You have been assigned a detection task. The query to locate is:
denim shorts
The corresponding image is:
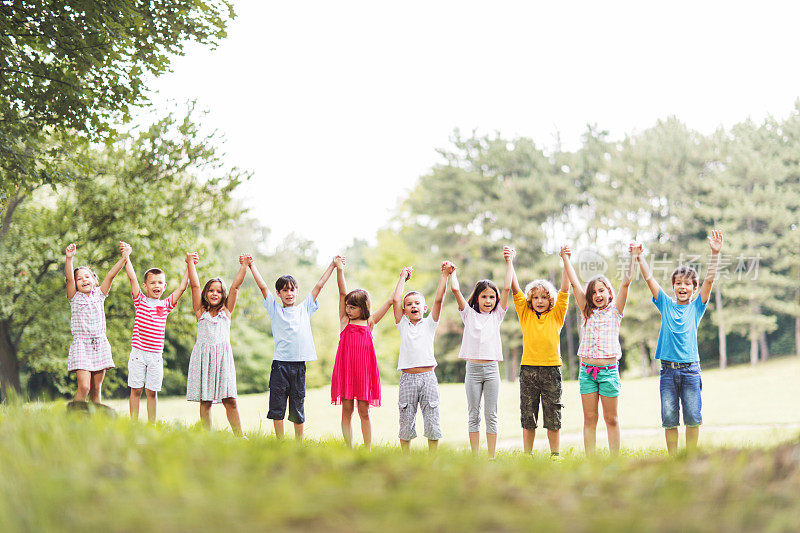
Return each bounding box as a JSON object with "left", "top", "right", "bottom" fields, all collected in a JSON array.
[
  {"left": 579, "top": 363, "right": 620, "bottom": 397},
  {"left": 660, "top": 361, "right": 702, "bottom": 428}
]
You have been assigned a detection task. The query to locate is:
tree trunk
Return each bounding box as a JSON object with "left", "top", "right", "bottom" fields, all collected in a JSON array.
[
  {"left": 0, "top": 319, "right": 22, "bottom": 401},
  {"left": 640, "top": 341, "right": 650, "bottom": 377},
  {"left": 565, "top": 309, "right": 576, "bottom": 380},
  {"left": 512, "top": 348, "right": 520, "bottom": 382},
  {"left": 715, "top": 288, "right": 727, "bottom": 370},
  {"left": 749, "top": 324, "right": 759, "bottom": 365},
  {"left": 759, "top": 331, "right": 769, "bottom": 362},
  {"left": 505, "top": 347, "right": 513, "bottom": 382},
  {"left": 796, "top": 315, "right": 800, "bottom": 357}
]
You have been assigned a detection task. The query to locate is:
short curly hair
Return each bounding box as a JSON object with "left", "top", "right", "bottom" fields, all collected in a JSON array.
[{"left": 524, "top": 279, "right": 557, "bottom": 312}]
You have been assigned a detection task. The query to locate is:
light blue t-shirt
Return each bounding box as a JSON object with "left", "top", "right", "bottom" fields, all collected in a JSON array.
[
  {"left": 263, "top": 292, "right": 320, "bottom": 362},
  {"left": 652, "top": 287, "right": 708, "bottom": 363}
]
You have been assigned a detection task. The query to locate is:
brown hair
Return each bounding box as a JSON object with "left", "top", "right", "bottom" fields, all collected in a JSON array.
[
  {"left": 345, "top": 289, "right": 371, "bottom": 320},
  {"left": 582, "top": 275, "right": 614, "bottom": 321},
  {"left": 467, "top": 280, "right": 500, "bottom": 313},
  {"left": 671, "top": 266, "right": 699, "bottom": 288},
  {"left": 524, "top": 280, "right": 557, "bottom": 312},
  {"left": 73, "top": 266, "right": 99, "bottom": 284},
  {"left": 201, "top": 277, "right": 228, "bottom": 314},
  {"left": 143, "top": 268, "right": 165, "bottom": 282}
]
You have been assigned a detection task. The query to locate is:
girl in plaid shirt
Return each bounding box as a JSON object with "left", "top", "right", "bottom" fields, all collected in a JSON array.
[
  {"left": 562, "top": 244, "right": 638, "bottom": 455},
  {"left": 65, "top": 242, "right": 129, "bottom": 404}
]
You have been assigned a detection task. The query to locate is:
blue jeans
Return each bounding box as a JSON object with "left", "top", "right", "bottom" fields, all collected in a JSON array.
[{"left": 659, "top": 362, "right": 702, "bottom": 428}]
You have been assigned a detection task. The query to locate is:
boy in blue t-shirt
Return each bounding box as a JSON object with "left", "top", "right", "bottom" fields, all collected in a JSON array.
[{"left": 634, "top": 230, "right": 724, "bottom": 455}]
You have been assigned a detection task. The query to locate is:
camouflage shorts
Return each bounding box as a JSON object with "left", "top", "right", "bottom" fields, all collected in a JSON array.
[{"left": 519, "top": 365, "right": 563, "bottom": 431}]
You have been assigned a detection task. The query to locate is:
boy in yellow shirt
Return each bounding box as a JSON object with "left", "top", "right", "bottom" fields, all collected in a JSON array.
[{"left": 509, "top": 245, "right": 570, "bottom": 456}]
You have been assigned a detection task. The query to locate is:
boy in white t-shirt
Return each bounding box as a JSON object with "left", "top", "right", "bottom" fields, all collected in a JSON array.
[{"left": 391, "top": 263, "right": 449, "bottom": 453}]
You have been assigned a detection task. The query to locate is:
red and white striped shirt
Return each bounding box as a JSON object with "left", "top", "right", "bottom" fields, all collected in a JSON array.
[{"left": 131, "top": 291, "right": 176, "bottom": 353}]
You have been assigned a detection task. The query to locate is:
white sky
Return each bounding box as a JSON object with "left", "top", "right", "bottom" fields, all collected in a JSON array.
[{"left": 147, "top": 0, "right": 800, "bottom": 260}]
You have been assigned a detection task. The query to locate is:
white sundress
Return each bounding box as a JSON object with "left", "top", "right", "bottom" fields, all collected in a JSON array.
[
  {"left": 67, "top": 288, "right": 115, "bottom": 372},
  {"left": 186, "top": 310, "right": 238, "bottom": 403}
]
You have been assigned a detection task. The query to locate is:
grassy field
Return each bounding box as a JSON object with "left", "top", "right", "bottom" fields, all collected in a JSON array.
[
  {"left": 1, "top": 403, "right": 798, "bottom": 532},
  {"left": 107, "top": 356, "right": 800, "bottom": 452}
]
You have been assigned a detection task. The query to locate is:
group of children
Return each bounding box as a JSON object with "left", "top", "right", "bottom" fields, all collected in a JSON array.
[{"left": 64, "top": 229, "right": 724, "bottom": 456}]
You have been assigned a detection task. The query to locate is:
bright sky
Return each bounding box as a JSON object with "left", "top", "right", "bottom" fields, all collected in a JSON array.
[{"left": 148, "top": 0, "right": 800, "bottom": 260}]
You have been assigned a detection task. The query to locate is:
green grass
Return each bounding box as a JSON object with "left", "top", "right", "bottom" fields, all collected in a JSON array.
[
  {"left": 0, "top": 405, "right": 798, "bottom": 532},
  {"left": 106, "top": 355, "right": 800, "bottom": 452}
]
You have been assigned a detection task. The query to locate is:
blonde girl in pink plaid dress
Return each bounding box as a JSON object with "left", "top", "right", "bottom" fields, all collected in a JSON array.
[
  {"left": 185, "top": 252, "right": 248, "bottom": 437},
  {"left": 65, "top": 242, "right": 129, "bottom": 404},
  {"left": 561, "top": 244, "right": 639, "bottom": 455}
]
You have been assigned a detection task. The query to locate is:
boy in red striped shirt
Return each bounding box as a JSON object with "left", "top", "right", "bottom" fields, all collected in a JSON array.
[{"left": 121, "top": 242, "right": 189, "bottom": 422}]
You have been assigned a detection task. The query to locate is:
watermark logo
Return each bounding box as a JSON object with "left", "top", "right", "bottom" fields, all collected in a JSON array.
[{"left": 575, "top": 248, "right": 607, "bottom": 281}]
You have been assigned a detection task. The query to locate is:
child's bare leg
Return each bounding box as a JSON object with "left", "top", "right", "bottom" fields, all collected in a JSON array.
[
  {"left": 664, "top": 428, "right": 679, "bottom": 455},
  {"left": 129, "top": 388, "right": 143, "bottom": 419},
  {"left": 522, "top": 429, "right": 535, "bottom": 453},
  {"left": 486, "top": 433, "right": 497, "bottom": 459},
  {"left": 273, "top": 420, "right": 284, "bottom": 439},
  {"left": 547, "top": 429, "right": 560, "bottom": 455},
  {"left": 199, "top": 401, "right": 212, "bottom": 430},
  {"left": 89, "top": 370, "right": 105, "bottom": 403},
  {"left": 428, "top": 439, "right": 438, "bottom": 453},
  {"left": 686, "top": 426, "right": 699, "bottom": 452},
  {"left": 341, "top": 400, "right": 354, "bottom": 447},
  {"left": 74, "top": 370, "right": 91, "bottom": 402},
  {"left": 221, "top": 398, "right": 243, "bottom": 437},
  {"left": 469, "top": 432, "right": 480, "bottom": 455},
  {"left": 581, "top": 392, "right": 599, "bottom": 454},
  {"left": 600, "top": 395, "right": 620, "bottom": 455},
  {"left": 400, "top": 439, "right": 411, "bottom": 453},
  {"left": 293, "top": 422, "right": 303, "bottom": 440},
  {"left": 356, "top": 400, "right": 371, "bottom": 448},
  {"left": 145, "top": 388, "right": 157, "bottom": 423}
]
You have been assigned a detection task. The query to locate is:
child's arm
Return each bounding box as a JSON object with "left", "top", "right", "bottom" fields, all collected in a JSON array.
[
  {"left": 561, "top": 246, "right": 586, "bottom": 310},
  {"left": 225, "top": 257, "right": 249, "bottom": 315},
  {"left": 507, "top": 246, "right": 523, "bottom": 295},
  {"left": 500, "top": 246, "right": 516, "bottom": 310},
  {"left": 169, "top": 268, "right": 190, "bottom": 304},
  {"left": 615, "top": 244, "right": 638, "bottom": 314},
  {"left": 392, "top": 267, "right": 412, "bottom": 324},
  {"left": 431, "top": 263, "right": 449, "bottom": 322},
  {"left": 100, "top": 244, "right": 129, "bottom": 295},
  {"left": 446, "top": 261, "right": 466, "bottom": 311},
  {"left": 334, "top": 256, "right": 348, "bottom": 329},
  {"left": 370, "top": 298, "right": 394, "bottom": 328},
  {"left": 65, "top": 243, "right": 77, "bottom": 298},
  {"left": 246, "top": 256, "right": 269, "bottom": 300},
  {"left": 121, "top": 241, "right": 140, "bottom": 298},
  {"left": 311, "top": 256, "right": 339, "bottom": 301},
  {"left": 634, "top": 244, "right": 661, "bottom": 299},
  {"left": 186, "top": 252, "right": 202, "bottom": 319},
  {"left": 699, "top": 230, "right": 724, "bottom": 304},
  {"left": 558, "top": 246, "right": 570, "bottom": 294}
]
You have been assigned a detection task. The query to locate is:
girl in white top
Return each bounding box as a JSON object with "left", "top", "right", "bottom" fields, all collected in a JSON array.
[{"left": 447, "top": 246, "right": 514, "bottom": 459}]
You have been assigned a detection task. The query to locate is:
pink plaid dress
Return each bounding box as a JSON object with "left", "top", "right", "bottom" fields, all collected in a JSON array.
[
  {"left": 68, "top": 288, "right": 115, "bottom": 372},
  {"left": 577, "top": 305, "right": 623, "bottom": 360}
]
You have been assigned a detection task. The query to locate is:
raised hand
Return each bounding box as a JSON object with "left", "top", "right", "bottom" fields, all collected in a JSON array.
[
  {"left": 503, "top": 246, "right": 516, "bottom": 263},
  {"left": 559, "top": 245, "right": 571, "bottom": 259},
  {"left": 708, "top": 230, "right": 724, "bottom": 254},
  {"left": 629, "top": 242, "right": 643, "bottom": 258},
  {"left": 65, "top": 243, "right": 76, "bottom": 258},
  {"left": 401, "top": 266, "right": 413, "bottom": 281},
  {"left": 120, "top": 241, "right": 132, "bottom": 259},
  {"left": 333, "top": 255, "right": 346, "bottom": 270},
  {"left": 442, "top": 261, "right": 455, "bottom": 274},
  {"left": 186, "top": 252, "right": 199, "bottom": 264}
]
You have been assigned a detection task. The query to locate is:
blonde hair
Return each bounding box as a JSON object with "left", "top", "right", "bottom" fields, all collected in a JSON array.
[{"left": 524, "top": 279, "right": 557, "bottom": 312}]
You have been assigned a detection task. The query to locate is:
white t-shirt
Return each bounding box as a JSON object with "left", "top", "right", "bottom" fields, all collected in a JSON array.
[
  {"left": 458, "top": 305, "right": 507, "bottom": 361},
  {"left": 396, "top": 315, "right": 438, "bottom": 370}
]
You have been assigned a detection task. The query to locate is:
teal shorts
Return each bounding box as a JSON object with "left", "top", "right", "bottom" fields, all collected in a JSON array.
[{"left": 579, "top": 363, "right": 621, "bottom": 397}]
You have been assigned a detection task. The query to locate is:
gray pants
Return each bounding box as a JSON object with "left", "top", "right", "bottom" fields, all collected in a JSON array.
[{"left": 465, "top": 361, "right": 500, "bottom": 434}]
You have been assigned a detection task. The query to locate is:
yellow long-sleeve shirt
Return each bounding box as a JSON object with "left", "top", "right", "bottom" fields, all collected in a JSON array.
[{"left": 513, "top": 291, "right": 569, "bottom": 366}]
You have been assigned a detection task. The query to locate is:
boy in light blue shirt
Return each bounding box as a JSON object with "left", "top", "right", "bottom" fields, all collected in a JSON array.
[
  {"left": 245, "top": 254, "right": 339, "bottom": 440},
  {"left": 634, "top": 230, "right": 724, "bottom": 454}
]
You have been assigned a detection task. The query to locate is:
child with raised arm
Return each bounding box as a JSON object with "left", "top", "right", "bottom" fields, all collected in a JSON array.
[
  {"left": 634, "top": 230, "right": 723, "bottom": 455},
  {"left": 246, "top": 255, "right": 338, "bottom": 440},
  {"left": 121, "top": 242, "right": 189, "bottom": 422},
  {"left": 392, "top": 264, "right": 449, "bottom": 453},
  {"left": 185, "top": 251, "right": 246, "bottom": 436},
  {"left": 509, "top": 246, "right": 570, "bottom": 457},
  {"left": 447, "top": 250, "right": 513, "bottom": 459},
  {"left": 330, "top": 256, "right": 395, "bottom": 448},
  {"left": 65, "top": 242, "right": 128, "bottom": 404},
  {"left": 562, "top": 244, "right": 637, "bottom": 455}
]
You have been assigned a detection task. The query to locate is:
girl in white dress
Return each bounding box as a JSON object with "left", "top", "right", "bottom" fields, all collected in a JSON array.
[{"left": 185, "top": 252, "right": 247, "bottom": 436}]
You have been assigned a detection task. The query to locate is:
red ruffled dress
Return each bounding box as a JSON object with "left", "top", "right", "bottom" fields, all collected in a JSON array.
[{"left": 330, "top": 323, "right": 381, "bottom": 407}]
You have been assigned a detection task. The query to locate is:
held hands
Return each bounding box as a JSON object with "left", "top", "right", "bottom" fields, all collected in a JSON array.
[
  {"left": 442, "top": 260, "right": 455, "bottom": 275},
  {"left": 119, "top": 241, "right": 132, "bottom": 259},
  {"left": 628, "top": 242, "right": 643, "bottom": 258},
  {"left": 503, "top": 246, "right": 516, "bottom": 263},
  {"left": 333, "top": 255, "right": 346, "bottom": 270},
  {"left": 238, "top": 253, "right": 253, "bottom": 266},
  {"left": 65, "top": 243, "right": 76, "bottom": 258},
  {"left": 400, "top": 266, "right": 413, "bottom": 281},
  {"left": 186, "top": 252, "right": 199, "bottom": 265},
  {"left": 559, "top": 245, "right": 571, "bottom": 259},
  {"left": 708, "top": 230, "right": 724, "bottom": 254}
]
